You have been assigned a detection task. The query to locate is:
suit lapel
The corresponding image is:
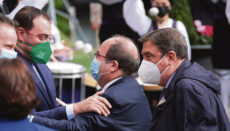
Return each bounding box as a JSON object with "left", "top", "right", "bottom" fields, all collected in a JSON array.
[
  {"left": 17, "top": 52, "right": 53, "bottom": 108},
  {"left": 33, "top": 63, "right": 53, "bottom": 107}
]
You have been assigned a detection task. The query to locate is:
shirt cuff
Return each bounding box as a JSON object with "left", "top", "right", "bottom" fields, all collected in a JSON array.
[
  {"left": 66, "top": 104, "right": 75, "bottom": 120},
  {"left": 28, "top": 115, "right": 34, "bottom": 122}
]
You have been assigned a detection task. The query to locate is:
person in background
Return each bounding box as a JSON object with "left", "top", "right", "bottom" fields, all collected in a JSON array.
[
  {"left": 32, "top": 35, "right": 152, "bottom": 131},
  {"left": 4, "top": 0, "right": 73, "bottom": 61},
  {"left": 212, "top": 0, "right": 230, "bottom": 119},
  {"left": 124, "top": 0, "right": 191, "bottom": 60},
  {"left": 138, "top": 28, "right": 230, "bottom": 130},
  {"left": 90, "top": 0, "right": 140, "bottom": 45},
  {"left": 14, "top": 6, "right": 111, "bottom": 121},
  {"left": 226, "top": 0, "right": 230, "bottom": 24},
  {"left": 189, "top": 0, "right": 214, "bottom": 37},
  {"left": 0, "top": 58, "right": 54, "bottom": 131},
  {"left": 0, "top": 13, "right": 17, "bottom": 59}
]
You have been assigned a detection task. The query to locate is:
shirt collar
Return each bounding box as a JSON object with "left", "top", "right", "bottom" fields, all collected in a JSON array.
[
  {"left": 102, "top": 77, "right": 123, "bottom": 91},
  {"left": 165, "top": 72, "right": 175, "bottom": 88}
]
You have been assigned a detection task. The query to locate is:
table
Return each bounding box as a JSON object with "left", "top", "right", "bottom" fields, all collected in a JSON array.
[{"left": 47, "top": 62, "right": 86, "bottom": 103}]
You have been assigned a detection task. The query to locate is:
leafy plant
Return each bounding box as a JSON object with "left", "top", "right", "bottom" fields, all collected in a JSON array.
[{"left": 170, "top": 0, "right": 212, "bottom": 45}]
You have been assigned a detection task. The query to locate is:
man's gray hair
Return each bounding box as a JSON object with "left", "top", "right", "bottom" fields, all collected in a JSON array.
[{"left": 139, "top": 28, "right": 188, "bottom": 59}]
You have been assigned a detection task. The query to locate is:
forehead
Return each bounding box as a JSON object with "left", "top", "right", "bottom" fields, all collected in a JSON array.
[
  {"left": 30, "top": 16, "right": 51, "bottom": 34},
  {"left": 0, "top": 23, "right": 16, "bottom": 35},
  {"left": 142, "top": 40, "right": 162, "bottom": 56},
  {"left": 0, "top": 24, "right": 17, "bottom": 42},
  {"left": 153, "top": 0, "right": 170, "bottom": 4},
  {"left": 98, "top": 40, "right": 112, "bottom": 55}
]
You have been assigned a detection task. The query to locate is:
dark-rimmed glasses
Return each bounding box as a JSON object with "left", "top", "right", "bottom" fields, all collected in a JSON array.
[
  {"left": 94, "top": 52, "right": 107, "bottom": 59},
  {"left": 23, "top": 28, "right": 53, "bottom": 42}
]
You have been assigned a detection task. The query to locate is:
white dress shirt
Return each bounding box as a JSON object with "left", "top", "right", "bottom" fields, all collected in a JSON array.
[{"left": 226, "top": 0, "right": 230, "bottom": 24}]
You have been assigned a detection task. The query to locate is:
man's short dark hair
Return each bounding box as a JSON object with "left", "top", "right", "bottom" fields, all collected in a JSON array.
[
  {"left": 106, "top": 35, "right": 140, "bottom": 76},
  {"left": 139, "top": 28, "right": 188, "bottom": 59},
  {"left": 0, "top": 13, "right": 18, "bottom": 29},
  {"left": 13, "top": 6, "right": 50, "bottom": 30}
]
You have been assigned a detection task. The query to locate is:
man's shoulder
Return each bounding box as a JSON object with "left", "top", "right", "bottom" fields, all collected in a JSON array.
[
  {"left": 32, "top": 122, "right": 56, "bottom": 131},
  {"left": 108, "top": 77, "right": 140, "bottom": 91},
  {"left": 114, "top": 77, "right": 138, "bottom": 85},
  {"left": 103, "top": 77, "right": 146, "bottom": 106},
  {"left": 0, "top": 118, "right": 55, "bottom": 131}
]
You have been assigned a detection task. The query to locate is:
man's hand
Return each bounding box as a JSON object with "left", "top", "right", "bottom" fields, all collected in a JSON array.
[{"left": 73, "top": 90, "right": 112, "bottom": 117}]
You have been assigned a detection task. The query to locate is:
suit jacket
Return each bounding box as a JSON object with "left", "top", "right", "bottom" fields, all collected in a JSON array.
[
  {"left": 17, "top": 51, "right": 67, "bottom": 120},
  {"left": 33, "top": 77, "right": 152, "bottom": 131},
  {"left": 0, "top": 118, "right": 55, "bottom": 131}
]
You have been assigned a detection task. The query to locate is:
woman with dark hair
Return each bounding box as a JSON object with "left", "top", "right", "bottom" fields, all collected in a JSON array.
[{"left": 0, "top": 58, "right": 54, "bottom": 131}]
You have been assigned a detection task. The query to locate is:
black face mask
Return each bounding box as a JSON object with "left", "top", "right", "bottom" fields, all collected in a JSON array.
[{"left": 157, "top": 6, "right": 169, "bottom": 18}]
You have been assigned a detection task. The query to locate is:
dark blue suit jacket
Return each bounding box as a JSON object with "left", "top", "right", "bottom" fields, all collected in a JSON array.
[
  {"left": 33, "top": 77, "right": 152, "bottom": 131},
  {"left": 17, "top": 51, "right": 67, "bottom": 120},
  {"left": 0, "top": 118, "right": 55, "bottom": 131}
]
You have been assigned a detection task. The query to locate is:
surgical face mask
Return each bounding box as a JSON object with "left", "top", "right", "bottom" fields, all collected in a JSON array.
[
  {"left": 90, "top": 57, "right": 110, "bottom": 81},
  {"left": 0, "top": 48, "right": 17, "bottom": 59},
  {"left": 17, "top": 41, "right": 52, "bottom": 64},
  {"left": 157, "top": 6, "right": 169, "bottom": 18},
  {"left": 138, "top": 55, "right": 169, "bottom": 85}
]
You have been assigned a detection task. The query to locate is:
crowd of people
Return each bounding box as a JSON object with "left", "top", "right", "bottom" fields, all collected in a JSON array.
[{"left": 0, "top": 0, "right": 230, "bottom": 131}]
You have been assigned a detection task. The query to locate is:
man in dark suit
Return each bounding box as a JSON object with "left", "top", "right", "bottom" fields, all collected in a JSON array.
[
  {"left": 14, "top": 6, "right": 111, "bottom": 120},
  {"left": 32, "top": 35, "right": 152, "bottom": 131}
]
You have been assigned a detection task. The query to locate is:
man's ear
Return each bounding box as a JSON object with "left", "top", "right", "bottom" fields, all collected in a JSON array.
[
  {"left": 167, "top": 51, "right": 176, "bottom": 66},
  {"left": 16, "top": 27, "right": 25, "bottom": 42},
  {"left": 110, "top": 60, "right": 119, "bottom": 72}
]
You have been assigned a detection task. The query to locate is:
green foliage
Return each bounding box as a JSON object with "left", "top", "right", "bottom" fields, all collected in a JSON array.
[
  {"left": 54, "top": 0, "right": 66, "bottom": 11},
  {"left": 57, "top": 15, "right": 70, "bottom": 36},
  {"left": 72, "top": 50, "right": 92, "bottom": 73},
  {"left": 170, "top": 0, "right": 212, "bottom": 45},
  {"left": 54, "top": 1, "right": 92, "bottom": 73},
  {"left": 54, "top": 0, "right": 71, "bottom": 37},
  {"left": 59, "top": 29, "right": 72, "bottom": 46}
]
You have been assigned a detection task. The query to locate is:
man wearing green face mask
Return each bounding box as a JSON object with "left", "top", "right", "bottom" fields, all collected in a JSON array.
[{"left": 13, "top": 6, "right": 112, "bottom": 122}]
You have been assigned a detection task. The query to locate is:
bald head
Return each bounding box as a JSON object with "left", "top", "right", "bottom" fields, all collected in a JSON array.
[
  {"left": 102, "top": 35, "right": 140, "bottom": 76},
  {"left": 104, "top": 35, "right": 139, "bottom": 59}
]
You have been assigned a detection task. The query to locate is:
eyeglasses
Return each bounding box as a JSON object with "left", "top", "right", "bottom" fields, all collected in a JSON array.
[
  {"left": 94, "top": 52, "right": 107, "bottom": 59},
  {"left": 23, "top": 28, "right": 53, "bottom": 42}
]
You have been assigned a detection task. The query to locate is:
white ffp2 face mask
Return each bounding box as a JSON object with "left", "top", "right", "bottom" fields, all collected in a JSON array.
[{"left": 138, "top": 56, "right": 168, "bottom": 85}]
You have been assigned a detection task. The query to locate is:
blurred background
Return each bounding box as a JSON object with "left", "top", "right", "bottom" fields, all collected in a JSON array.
[{"left": 54, "top": 0, "right": 214, "bottom": 72}]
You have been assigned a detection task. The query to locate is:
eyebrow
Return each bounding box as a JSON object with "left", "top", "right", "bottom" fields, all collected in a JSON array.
[
  {"left": 143, "top": 52, "right": 155, "bottom": 57},
  {"left": 2, "top": 41, "right": 16, "bottom": 45},
  {"left": 37, "top": 34, "right": 50, "bottom": 37}
]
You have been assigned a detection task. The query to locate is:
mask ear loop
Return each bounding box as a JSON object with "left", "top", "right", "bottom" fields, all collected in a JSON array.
[
  {"left": 99, "top": 60, "right": 114, "bottom": 75},
  {"left": 160, "top": 66, "right": 169, "bottom": 76},
  {"left": 156, "top": 55, "right": 169, "bottom": 76},
  {"left": 156, "top": 55, "right": 166, "bottom": 65},
  {"left": 16, "top": 40, "right": 31, "bottom": 56}
]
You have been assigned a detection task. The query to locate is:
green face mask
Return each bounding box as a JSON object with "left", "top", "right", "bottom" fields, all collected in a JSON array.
[{"left": 17, "top": 41, "right": 52, "bottom": 64}]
